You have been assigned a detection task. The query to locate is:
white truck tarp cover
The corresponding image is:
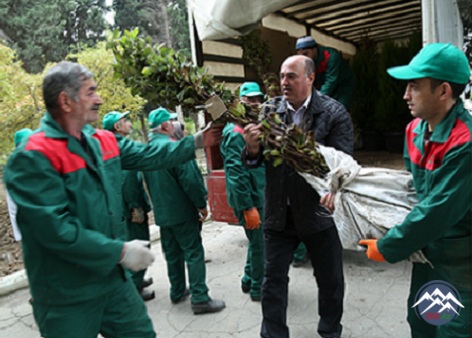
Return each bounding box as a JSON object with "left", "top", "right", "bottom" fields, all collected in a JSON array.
[
  {"left": 189, "top": 0, "right": 298, "bottom": 40},
  {"left": 189, "top": 0, "right": 462, "bottom": 48}
]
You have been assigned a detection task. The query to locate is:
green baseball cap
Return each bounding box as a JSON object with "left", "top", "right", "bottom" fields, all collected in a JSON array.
[
  {"left": 148, "top": 107, "right": 178, "bottom": 128},
  {"left": 240, "top": 82, "right": 264, "bottom": 98},
  {"left": 102, "top": 111, "right": 130, "bottom": 131},
  {"left": 14, "top": 128, "right": 33, "bottom": 147},
  {"left": 387, "top": 43, "right": 470, "bottom": 85}
]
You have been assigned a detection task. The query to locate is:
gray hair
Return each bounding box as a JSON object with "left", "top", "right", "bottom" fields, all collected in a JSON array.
[
  {"left": 42, "top": 61, "right": 94, "bottom": 113},
  {"left": 305, "top": 58, "right": 315, "bottom": 77}
]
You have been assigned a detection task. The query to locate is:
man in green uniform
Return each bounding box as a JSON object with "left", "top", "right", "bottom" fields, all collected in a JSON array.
[
  {"left": 4, "top": 61, "right": 210, "bottom": 338},
  {"left": 296, "top": 36, "right": 354, "bottom": 110},
  {"left": 144, "top": 107, "right": 225, "bottom": 315},
  {"left": 359, "top": 43, "right": 471, "bottom": 337},
  {"left": 220, "top": 82, "right": 265, "bottom": 301},
  {"left": 102, "top": 111, "right": 155, "bottom": 301}
]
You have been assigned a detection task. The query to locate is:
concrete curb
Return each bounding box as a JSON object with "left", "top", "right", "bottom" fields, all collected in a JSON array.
[{"left": 0, "top": 269, "right": 28, "bottom": 296}]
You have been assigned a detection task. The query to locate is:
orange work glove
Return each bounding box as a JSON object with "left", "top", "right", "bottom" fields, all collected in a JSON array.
[
  {"left": 243, "top": 208, "right": 261, "bottom": 230},
  {"left": 358, "top": 239, "right": 385, "bottom": 262}
]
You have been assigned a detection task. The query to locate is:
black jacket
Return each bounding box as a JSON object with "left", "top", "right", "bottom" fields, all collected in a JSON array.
[{"left": 243, "top": 88, "right": 354, "bottom": 234}]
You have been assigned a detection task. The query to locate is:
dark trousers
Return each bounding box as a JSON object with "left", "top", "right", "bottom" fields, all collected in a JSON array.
[{"left": 260, "top": 214, "right": 344, "bottom": 338}]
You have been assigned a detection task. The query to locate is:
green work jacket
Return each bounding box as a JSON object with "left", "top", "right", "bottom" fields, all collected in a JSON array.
[
  {"left": 144, "top": 133, "right": 207, "bottom": 227},
  {"left": 220, "top": 123, "right": 265, "bottom": 213},
  {"left": 378, "top": 101, "right": 472, "bottom": 266},
  {"left": 115, "top": 134, "right": 151, "bottom": 221},
  {"left": 4, "top": 112, "right": 196, "bottom": 305},
  {"left": 315, "top": 46, "right": 354, "bottom": 108}
]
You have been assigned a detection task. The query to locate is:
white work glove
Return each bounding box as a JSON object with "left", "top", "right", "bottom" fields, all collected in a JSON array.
[{"left": 119, "top": 240, "right": 155, "bottom": 272}]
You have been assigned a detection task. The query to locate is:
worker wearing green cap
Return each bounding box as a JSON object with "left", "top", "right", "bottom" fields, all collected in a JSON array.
[
  {"left": 220, "top": 83, "right": 265, "bottom": 301},
  {"left": 358, "top": 43, "right": 471, "bottom": 337},
  {"left": 102, "top": 110, "right": 155, "bottom": 301},
  {"left": 143, "top": 107, "right": 226, "bottom": 315}
]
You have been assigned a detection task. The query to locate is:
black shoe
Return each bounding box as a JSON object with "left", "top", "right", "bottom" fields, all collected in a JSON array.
[
  {"left": 191, "top": 299, "right": 226, "bottom": 315},
  {"left": 171, "top": 288, "right": 190, "bottom": 304},
  {"left": 241, "top": 283, "right": 251, "bottom": 294},
  {"left": 142, "top": 277, "right": 153, "bottom": 288},
  {"left": 141, "top": 289, "right": 155, "bottom": 302}
]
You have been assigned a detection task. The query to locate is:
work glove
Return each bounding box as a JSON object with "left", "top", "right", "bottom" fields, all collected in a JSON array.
[
  {"left": 244, "top": 208, "right": 261, "bottom": 230},
  {"left": 119, "top": 240, "right": 155, "bottom": 272},
  {"left": 132, "top": 207, "right": 145, "bottom": 223},
  {"left": 358, "top": 239, "right": 385, "bottom": 262},
  {"left": 198, "top": 207, "right": 208, "bottom": 222}
]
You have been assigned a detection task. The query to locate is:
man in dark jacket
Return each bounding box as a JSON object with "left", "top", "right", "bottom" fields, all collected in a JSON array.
[
  {"left": 243, "top": 55, "right": 354, "bottom": 338},
  {"left": 102, "top": 110, "right": 155, "bottom": 301},
  {"left": 296, "top": 36, "right": 354, "bottom": 110}
]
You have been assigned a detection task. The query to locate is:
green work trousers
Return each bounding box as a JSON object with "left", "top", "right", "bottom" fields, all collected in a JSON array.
[
  {"left": 236, "top": 207, "right": 264, "bottom": 298},
  {"left": 160, "top": 219, "right": 211, "bottom": 304},
  {"left": 32, "top": 278, "right": 155, "bottom": 338},
  {"left": 407, "top": 240, "right": 471, "bottom": 338},
  {"left": 127, "top": 215, "right": 150, "bottom": 290}
]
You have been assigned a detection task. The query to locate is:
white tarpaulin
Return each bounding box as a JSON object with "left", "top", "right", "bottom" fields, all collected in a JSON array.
[
  {"left": 299, "top": 145, "right": 430, "bottom": 265},
  {"left": 188, "top": 0, "right": 298, "bottom": 40}
]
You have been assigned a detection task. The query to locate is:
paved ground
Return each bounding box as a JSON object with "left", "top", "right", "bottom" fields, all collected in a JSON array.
[{"left": 0, "top": 220, "right": 413, "bottom": 338}]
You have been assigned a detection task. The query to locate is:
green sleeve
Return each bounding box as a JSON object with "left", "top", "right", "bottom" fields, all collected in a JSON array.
[
  {"left": 221, "top": 130, "right": 255, "bottom": 210},
  {"left": 119, "top": 135, "right": 195, "bottom": 171},
  {"left": 378, "top": 143, "right": 472, "bottom": 262},
  {"left": 320, "top": 49, "right": 341, "bottom": 97},
  {"left": 175, "top": 160, "right": 208, "bottom": 209},
  {"left": 5, "top": 151, "right": 123, "bottom": 275}
]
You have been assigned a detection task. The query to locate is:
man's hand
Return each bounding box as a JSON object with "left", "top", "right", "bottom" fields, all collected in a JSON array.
[
  {"left": 243, "top": 123, "right": 262, "bottom": 157},
  {"left": 244, "top": 207, "right": 261, "bottom": 230},
  {"left": 320, "top": 192, "right": 335, "bottom": 212},
  {"left": 132, "top": 207, "right": 145, "bottom": 223},
  {"left": 358, "top": 239, "right": 385, "bottom": 262},
  {"left": 119, "top": 240, "right": 155, "bottom": 272},
  {"left": 198, "top": 207, "right": 208, "bottom": 222}
]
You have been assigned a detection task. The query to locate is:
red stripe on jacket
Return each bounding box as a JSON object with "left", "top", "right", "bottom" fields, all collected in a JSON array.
[
  {"left": 233, "top": 125, "right": 244, "bottom": 134},
  {"left": 316, "top": 50, "right": 330, "bottom": 74},
  {"left": 92, "top": 130, "right": 120, "bottom": 161},
  {"left": 407, "top": 118, "right": 471, "bottom": 171},
  {"left": 25, "top": 132, "right": 87, "bottom": 174},
  {"left": 25, "top": 130, "right": 120, "bottom": 174}
]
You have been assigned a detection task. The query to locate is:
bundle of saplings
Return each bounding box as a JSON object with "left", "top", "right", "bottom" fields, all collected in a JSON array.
[{"left": 106, "top": 29, "right": 329, "bottom": 178}]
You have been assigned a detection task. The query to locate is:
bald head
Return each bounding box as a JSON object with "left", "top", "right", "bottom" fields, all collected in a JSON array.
[
  {"left": 280, "top": 55, "right": 315, "bottom": 109},
  {"left": 283, "top": 55, "right": 315, "bottom": 77}
]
